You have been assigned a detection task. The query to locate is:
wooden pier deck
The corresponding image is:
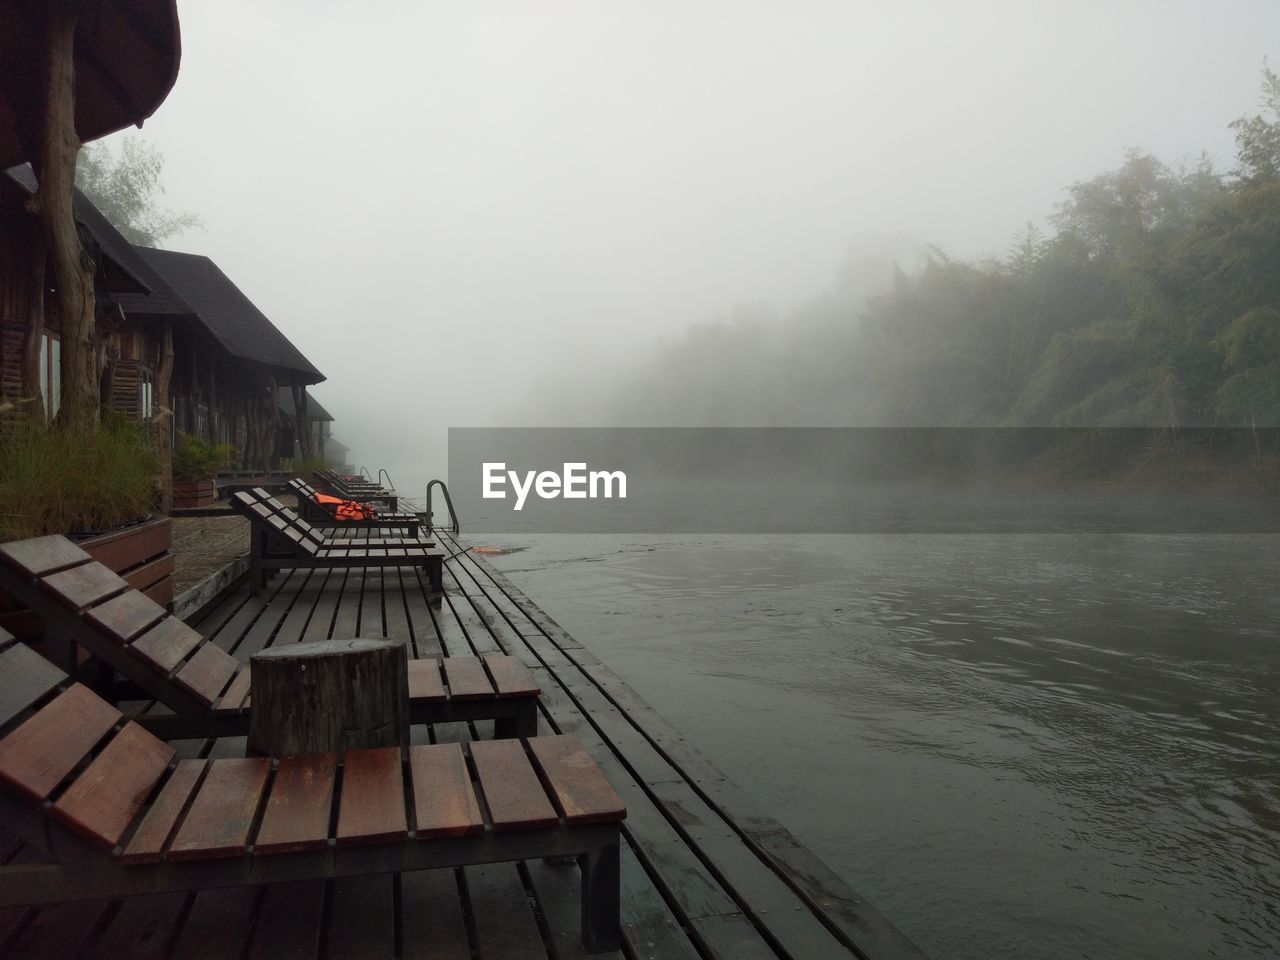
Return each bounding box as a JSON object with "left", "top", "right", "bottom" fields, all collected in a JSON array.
[{"left": 0, "top": 531, "right": 927, "bottom": 960}]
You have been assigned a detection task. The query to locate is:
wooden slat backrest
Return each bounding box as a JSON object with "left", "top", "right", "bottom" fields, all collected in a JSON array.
[
  {"left": 335, "top": 747, "right": 407, "bottom": 845},
  {"left": 442, "top": 658, "right": 495, "bottom": 700},
  {"left": 167, "top": 757, "right": 271, "bottom": 860},
  {"left": 470, "top": 739, "right": 557, "bottom": 831},
  {"left": 483, "top": 655, "right": 541, "bottom": 698},
  {"left": 85, "top": 589, "right": 167, "bottom": 643},
  {"left": 131, "top": 616, "right": 205, "bottom": 673},
  {"left": 527, "top": 736, "right": 626, "bottom": 825},
  {"left": 215, "top": 667, "right": 252, "bottom": 712},
  {"left": 409, "top": 743, "right": 484, "bottom": 838},
  {"left": 173, "top": 644, "right": 239, "bottom": 705},
  {"left": 0, "top": 684, "right": 121, "bottom": 801},
  {"left": 41, "top": 562, "right": 128, "bottom": 611},
  {"left": 121, "top": 759, "right": 205, "bottom": 863},
  {"left": 0, "top": 535, "right": 93, "bottom": 577},
  {"left": 0, "top": 639, "right": 68, "bottom": 730},
  {"left": 255, "top": 753, "right": 337, "bottom": 854},
  {"left": 51, "top": 722, "right": 176, "bottom": 849},
  {"left": 406, "top": 659, "right": 446, "bottom": 701}
]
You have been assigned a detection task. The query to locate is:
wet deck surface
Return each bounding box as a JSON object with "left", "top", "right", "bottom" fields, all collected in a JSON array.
[{"left": 0, "top": 530, "right": 924, "bottom": 960}]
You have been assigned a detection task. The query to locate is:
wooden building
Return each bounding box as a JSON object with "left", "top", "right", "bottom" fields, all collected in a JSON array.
[
  {"left": 0, "top": 165, "right": 176, "bottom": 422},
  {"left": 118, "top": 247, "right": 327, "bottom": 471},
  {"left": 2, "top": 166, "right": 329, "bottom": 474}
]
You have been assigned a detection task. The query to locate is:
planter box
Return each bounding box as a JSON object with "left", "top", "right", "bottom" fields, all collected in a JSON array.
[
  {"left": 83, "top": 516, "right": 174, "bottom": 607},
  {"left": 173, "top": 478, "right": 218, "bottom": 508},
  {"left": 0, "top": 516, "right": 174, "bottom": 642}
]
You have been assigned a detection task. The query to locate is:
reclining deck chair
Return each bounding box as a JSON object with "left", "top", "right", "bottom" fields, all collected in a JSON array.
[
  {"left": 314, "top": 469, "right": 398, "bottom": 509},
  {"left": 0, "top": 535, "right": 539, "bottom": 739},
  {"left": 0, "top": 625, "right": 624, "bottom": 952},
  {"left": 229, "top": 489, "right": 444, "bottom": 595},
  {"left": 288, "top": 477, "right": 421, "bottom": 532}
]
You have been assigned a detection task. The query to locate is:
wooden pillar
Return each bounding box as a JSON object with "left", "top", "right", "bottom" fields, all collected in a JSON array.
[
  {"left": 155, "top": 320, "right": 174, "bottom": 513},
  {"left": 247, "top": 638, "right": 409, "bottom": 757},
  {"left": 29, "top": 0, "right": 98, "bottom": 434}
]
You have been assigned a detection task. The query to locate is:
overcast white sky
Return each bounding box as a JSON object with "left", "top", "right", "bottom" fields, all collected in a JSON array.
[{"left": 104, "top": 0, "right": 1280, "bottom": 494}]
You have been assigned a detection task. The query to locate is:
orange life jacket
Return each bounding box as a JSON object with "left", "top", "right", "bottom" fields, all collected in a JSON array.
[{"left": 313, "top": 492, "right": 376, "bottom": 521}]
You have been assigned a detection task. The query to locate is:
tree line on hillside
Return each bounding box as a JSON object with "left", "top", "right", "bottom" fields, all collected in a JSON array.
[{"left": 609, "top": 67, "right": 1280, "bottom": 429}]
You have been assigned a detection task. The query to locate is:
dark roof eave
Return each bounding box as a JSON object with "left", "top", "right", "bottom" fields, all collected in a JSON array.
[{"left": 0, "top": 0, "right": 182, "bottom": 168}]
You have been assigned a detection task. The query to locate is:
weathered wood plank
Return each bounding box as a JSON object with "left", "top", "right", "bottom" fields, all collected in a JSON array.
[
  {"left": 465, "top": 862, "right": 547, "bottom": 960},
  {"left": 408, "top": 743, "right": 484, "bottom": 838},
  {"left": 406, "top": 658, "right": 446, "bottom": 701},
  {"left": 52, "top": 722, "right": 175, "bottom": 849},
  {"left": 528, "top": 735, "right": 626, "bottom": 825},
  {"left": 168, "top": 887, "right": 258, "bottom": 960},
  {"left": 84, "top": 589, "right": 167, "bottom": 643},
  {"left": 215, "top": 667, "right": 252, "bottom": 712},
  {"left": 524, "top": 857, "right": 627, "bottom": 960},
  {"left": 246, "top": 880, "right": 325, "bottom": 960},
  {"left": 0, "top": 535, "right": 91, "bottom": 577},
  {"left": 41, "top": 563, "right": 128, "bottom": 611},
  {"left": 122, "top": 758, "right": 206, "bottom": 863},
  {"left": 336, "top": 746, "right": 407, "bottom": 845},
  {"left": 131, "top": 617, "right": 204, "bottom": 674},
  {"left": 0, "top": 641, "right": 66, "bottom": 730},
  {"left": 255, "top": 752, "right": 336, "bottom": 854},
  {"left": 484, "top": 654, "right": 541, "bottom": 698},
  {"left": 168, "top": 757, "right": 271, "bottom": 860},
  {"left": 0, "top": 684, "right": 120, "bottom": 802},
  {"left": 470, "top": 739, "right": 557, "bottom": 831},
  {"left": 400, "top": 868, "right": 471, "bottom": 960},
  {"left": 326, "top": 874, "right": 395, "bottom": 960},
  {"left": 5, "top": 899, "right": 111, "bottom": 959},
  {"left": 442, "top": 656, "right": 494, "bottom": 700},
  {"left": 82, "top": 891, "right": 188, "bottom": 960},
  {"left": 174, "top": 643, "right": 239, "bottom": 706}
]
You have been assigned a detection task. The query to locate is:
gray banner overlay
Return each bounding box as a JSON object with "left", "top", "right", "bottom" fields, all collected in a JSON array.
[{"left": 446, "top": 428, "right": 1280, "bottom": 534}]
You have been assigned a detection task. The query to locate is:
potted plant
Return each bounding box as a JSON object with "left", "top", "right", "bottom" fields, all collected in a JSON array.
[
  {"left": 172, "top": 432, "right": 234, "bottom": 508},
  {"left": 0, "top": 413, "right": 174, "bottom": 633}
]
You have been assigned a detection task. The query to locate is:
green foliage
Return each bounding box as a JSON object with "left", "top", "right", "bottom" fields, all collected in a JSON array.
[
  {"left": 172, "top": 433, "right": 234, "bottom": 480},
  {"left": 0, "top": 414, "right": 160, "bottom": 539},
  {"left": 76, "top": 136, "right": 203, "bottom": 246},
  {"left": 609, "top": 63, "right": 1280, "bottom": 430},
  {"left": 1230, "top": 63, "right": 1280, "bottom": 186}
]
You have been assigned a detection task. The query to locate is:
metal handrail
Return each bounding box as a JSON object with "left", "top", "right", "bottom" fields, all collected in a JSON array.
[
  {"left": 378, "top": 468, "right": 395, "bottom": 491},
  {"left": 359, "top": 466, "right": 372, "bottom": 480},
  {"left": 426, "top": 479, "right": 460, "bottom": 534}
]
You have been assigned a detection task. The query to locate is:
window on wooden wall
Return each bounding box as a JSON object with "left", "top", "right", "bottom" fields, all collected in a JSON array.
[
  {"left": 138, "top": 368, "right": 153, "bottom": 421},
  {"left": 38, "top": 334, "right": 60, "bottom": 421}
]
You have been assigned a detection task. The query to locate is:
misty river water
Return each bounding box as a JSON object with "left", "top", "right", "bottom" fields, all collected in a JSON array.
[{"left": 485, "top": 534, "right": 1280, "bottom": 960}]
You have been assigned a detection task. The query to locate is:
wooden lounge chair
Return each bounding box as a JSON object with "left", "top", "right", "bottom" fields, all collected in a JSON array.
[
  {"left": 229, "top": 488, "right": 444, "bottom": 595},
  {"left": 288, "top": 477, "right": 421, "bottom": 532},
  {"left": 0, "top": 535, "right": 539, "bottom": 739},
  {"left": 0, "top": 625, "right": 625, "bottom": 952},
  {"left": 314, "top": 468, "right": 398, "bottom": 508}
]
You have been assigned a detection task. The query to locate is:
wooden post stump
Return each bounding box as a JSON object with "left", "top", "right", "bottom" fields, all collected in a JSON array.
[{"left": 248, "top": 638, "right": 409, "bottom": 757}]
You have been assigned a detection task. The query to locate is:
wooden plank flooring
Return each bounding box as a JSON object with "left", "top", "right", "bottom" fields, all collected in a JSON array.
[{"left": 0, "top": 531, "right": 928, "bottom": 960}]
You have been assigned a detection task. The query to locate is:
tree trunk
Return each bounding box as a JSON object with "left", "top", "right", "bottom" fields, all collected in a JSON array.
[
  {"left": 247, "top": 638, "right": 409, "bottom": 757},
  {"left": 28, "top": 1, "right": 98, "bottom": 435},
  {"left": 155, "top": 320, "right": 175, "bottom": 513}
]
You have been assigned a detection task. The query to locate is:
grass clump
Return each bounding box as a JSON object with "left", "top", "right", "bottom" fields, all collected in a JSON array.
[
  {"left": 0, "top": 413, "right": 161, "bottom": 540},
  {"left": 172, "top": 432, "right": 234, "bottom": 480}
]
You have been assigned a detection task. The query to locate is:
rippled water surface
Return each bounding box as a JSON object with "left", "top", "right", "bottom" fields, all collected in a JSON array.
[{"left": 488, "top": 535, "right": 1280, "bottom": 960}]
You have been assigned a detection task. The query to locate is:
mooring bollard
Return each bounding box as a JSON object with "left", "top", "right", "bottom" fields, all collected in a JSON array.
[{"left": 247, "top": 637, "right": 409, "bottom": 756}]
